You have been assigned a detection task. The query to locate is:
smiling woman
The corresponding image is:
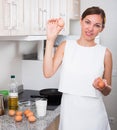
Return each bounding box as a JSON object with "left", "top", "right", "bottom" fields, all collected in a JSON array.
[{"left": 43, "top": 6, "right": 112, "bottom": 130}]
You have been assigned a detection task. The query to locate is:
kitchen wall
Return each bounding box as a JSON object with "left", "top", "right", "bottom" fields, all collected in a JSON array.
[
  {"left": 0, "top": 42, "right": 22, "bottom": 89},
  {"left": 0, "top": 0, "right": 117, "bottom": 129}
]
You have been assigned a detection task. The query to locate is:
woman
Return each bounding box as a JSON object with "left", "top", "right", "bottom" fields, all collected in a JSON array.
[{"left": 43, "top": 6, "right": 113, "bottom": 130}]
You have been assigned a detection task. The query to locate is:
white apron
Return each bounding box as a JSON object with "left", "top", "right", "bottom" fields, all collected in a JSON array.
[
  {"left": 58, "top": 40, "right": 111, "bottom": 130},
  {"left": 59, "top": 94, "right": 110, "bottom": 130}
]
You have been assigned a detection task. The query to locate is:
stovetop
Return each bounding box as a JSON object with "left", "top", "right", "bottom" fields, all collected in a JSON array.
[{"left": 18, "top": 89, "right": 59, "bottom": 110}]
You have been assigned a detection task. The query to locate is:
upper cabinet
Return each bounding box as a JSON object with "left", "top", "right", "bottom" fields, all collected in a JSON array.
[
  {"left": 0, "top": 0, "right": 30, "bottom": 36},
  {"left": 30, "top": 0, "right": 69, "bottom": 35},
  {"left": 30, "top": 0, "right": 51, "bottom": 35},
  {"left": 50, "top": 0, "right": 70, "bottom": 35},
  {"left": 0, "top": 0, "right": 80, "bottom": 36},
  {"left": 69, "top": 0, "right": 80, "bottom": 20}
]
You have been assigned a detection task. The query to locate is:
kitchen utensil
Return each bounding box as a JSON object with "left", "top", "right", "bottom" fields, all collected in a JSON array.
[{"left": 39, "top": 88, "right": 62, "bottom": 105}]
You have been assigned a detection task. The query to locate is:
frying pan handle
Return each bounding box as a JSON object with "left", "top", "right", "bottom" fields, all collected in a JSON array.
[{"left": 30, "top": 95, "right": 48, "bottom": 98}]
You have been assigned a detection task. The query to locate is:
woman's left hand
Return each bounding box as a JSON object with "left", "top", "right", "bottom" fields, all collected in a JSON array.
[{"left": 93, "top": 77, "right": 108, "bottom": 91}]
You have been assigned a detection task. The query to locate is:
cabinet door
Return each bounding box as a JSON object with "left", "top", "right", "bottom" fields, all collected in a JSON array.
[
  {"left": 50, "top": 0, "right": 70, "bottom": 35},
  {"left": 11, "top": 0, "right": 30, "bottom": 35},
  {"left": 50, "top": 0, "right": 59, "bottom": 18},
  {"left": 0, "top": 0, "right": 11, "bottom": 36},
  {"left": 0, "top": 0, "right": 30, "bottom": 36},
  {"left": 59, "top": 0, "right": 69, "bottom": 35},
  {"left": 42, "top": 0, "right": 51, "bottom": 33},
  {"left": 30, "top": 0, "right": 51, "bottom": 35},
  {"left": 69, "top": 0, "right": 80, "bottom": 20}
]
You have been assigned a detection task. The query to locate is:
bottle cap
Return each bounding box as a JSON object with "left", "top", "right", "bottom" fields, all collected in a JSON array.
[
  {"left": 0, "top": 90, "right": 9, "bottom": 96},
  {"left": 11, "top": 75, "right": 15, "bottom": 78}
]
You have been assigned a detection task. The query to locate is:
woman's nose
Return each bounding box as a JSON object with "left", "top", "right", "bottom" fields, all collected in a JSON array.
[{"left": 88, "top": 25, "right": 94, "bottom": 31}]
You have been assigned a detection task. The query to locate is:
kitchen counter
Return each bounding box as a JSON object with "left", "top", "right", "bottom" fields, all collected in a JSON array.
[
  {"left": 0, "top": 106, "right": 60, "bottom": 130},
  {"left": 18, "top": 89, "right": 60, "bottom": 110}
]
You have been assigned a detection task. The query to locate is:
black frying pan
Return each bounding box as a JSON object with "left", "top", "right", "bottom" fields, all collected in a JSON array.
[{"left": 39, "top": 88, "right": 62, "bottom": 106}]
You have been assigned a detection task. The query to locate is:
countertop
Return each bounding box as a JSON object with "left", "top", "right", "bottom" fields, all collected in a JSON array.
[
  {"left": 0, "top": 89, "right": 61, "bottom": 130},
  {"left": 0, "top": 106, "right": 60, "bottom": 130},
  {"left": 18, "top": 89, "right": 60, "bottom": 110}
]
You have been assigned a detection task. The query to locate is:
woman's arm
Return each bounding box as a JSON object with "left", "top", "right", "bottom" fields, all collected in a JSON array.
[
  {"left": 93, "top": 48, "right": 113, "bottom": 96},
  {"left": 43, "top": 40, "right": 66, "bottom": 78},
  {"left": 43, "top": 18, "right": 65, "bottom": 78},
  {"left": 102, "top": 48, "right": 113, "bottom": 95}
]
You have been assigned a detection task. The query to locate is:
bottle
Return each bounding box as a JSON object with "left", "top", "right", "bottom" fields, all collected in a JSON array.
[{"left": 8, "top": 75, "right": 18, "bottom": 110}]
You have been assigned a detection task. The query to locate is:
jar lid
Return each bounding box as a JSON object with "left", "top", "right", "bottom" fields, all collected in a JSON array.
[{"left": 0, "top": 90, "right": 9, "bottom": 96}]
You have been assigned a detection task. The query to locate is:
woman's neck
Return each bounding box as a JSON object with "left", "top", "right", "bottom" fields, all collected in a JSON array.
[{"left": 77, "top": 38, "right": 96, "bottom": 47}]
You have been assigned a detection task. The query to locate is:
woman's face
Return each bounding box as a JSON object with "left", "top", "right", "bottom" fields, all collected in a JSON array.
[{"left": 80, "top": 14, "right": 103, "bottom": 41}]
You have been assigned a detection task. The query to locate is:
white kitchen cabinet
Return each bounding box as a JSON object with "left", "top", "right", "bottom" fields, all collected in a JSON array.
[
  {"left": 0, "top": 0, "right": 30, "bottom": 36},
  {"left": 69, "top": 0, "right": 80, "bottom": 20},
  {"left": 50, "top": 0, "right": 59, "bottom": 18},
  {"left": 0, "top": 0, "right": 80, "bottom": 36},
  {"left": 0, "top": 0, "right": 10, "bottom": 35},
  {"left": 50, "top": 0, "right": 70, "bottom": 35},
  {"left": 30, "top": 0, "right": 51, "bottom": 35},
  {"left": 30, "top": 0, "right": 70, "bottom": 35},
  {"left": 59, "top": 0, "right": 70, "bottom": 35}
]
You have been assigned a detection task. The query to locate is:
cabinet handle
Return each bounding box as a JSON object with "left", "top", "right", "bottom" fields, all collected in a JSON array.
[
  {"left": 11, "top": 1, "right": 17, "bottom": 30},
  {"left": 39, "top": 8, "right": 43, "bottom": 30},
  {"left": 3, "top": 1, "right": 10, "bottom": 29},
  {"left": 42, "top": 9, "right": 47, "bottom": 31},
  {"left": 8, "top": 2, "right": 12, "bottom": 30}
]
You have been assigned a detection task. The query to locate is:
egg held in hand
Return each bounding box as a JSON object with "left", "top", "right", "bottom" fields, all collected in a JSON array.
[
  {"left": 58, "top": 18, "right": 65, "bottom": 27},
  {"left": 97, "top": 78, "right": 105, "bottom": 89}
]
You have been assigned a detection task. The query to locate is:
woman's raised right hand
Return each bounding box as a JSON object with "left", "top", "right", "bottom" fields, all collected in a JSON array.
[{"left": 46, "top": 18, "right": 64, "bottom": 42}]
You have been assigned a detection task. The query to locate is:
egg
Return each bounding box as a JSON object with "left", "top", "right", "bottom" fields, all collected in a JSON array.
[
  {"left": 58, "top": 18, "right": 64, "bottom": 27},
  {"left": 26, "top": 111, "right": 34, "bottom": 118},
  {"left": 15, "top": 115, "right": 23, "bottom": 122},
  {"left": 98, "top": 78, "right": 105, "bottom": 89},
  {"left": 28, "top": 115, "right": 36, "bottom": 122},
  {"left": 8, "top": 110, "right": 16, "bottom": 116},
  {"left": 24, "top": 109, "right": 31, "bottom": 116},
  {"left": 16, "top": 111, "right": 23, "bottom": 116}
]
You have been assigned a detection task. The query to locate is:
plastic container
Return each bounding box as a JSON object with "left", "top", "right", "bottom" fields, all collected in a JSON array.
[{"left": 0, "top": 90, "right": 9, "bottom": 110}]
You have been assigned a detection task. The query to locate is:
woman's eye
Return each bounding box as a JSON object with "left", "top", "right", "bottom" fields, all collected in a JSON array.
[
  {"left": 95, "top": 24, "right": 102, "bottom": 28},
  {"left": 85, "top": 20, "right": 90, "bottom": 24}
]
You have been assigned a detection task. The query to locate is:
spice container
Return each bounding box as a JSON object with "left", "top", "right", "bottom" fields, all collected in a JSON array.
[
  {"left": 0, "top": 94, "right": 5, "bottom": 115},
  {"left": 0, "top": 90, "right": 9, "bottom": 110}
]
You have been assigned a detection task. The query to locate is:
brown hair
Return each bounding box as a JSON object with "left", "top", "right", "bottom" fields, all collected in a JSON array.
[{"left": 81, "top": 6, "right": 106, "bottom": 28}]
